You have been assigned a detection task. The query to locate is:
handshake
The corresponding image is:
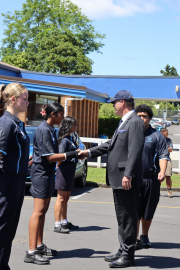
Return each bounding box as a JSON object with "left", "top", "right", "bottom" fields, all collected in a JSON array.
[{"left": 65, "top": 150, "right": 90, "bottom": 160}]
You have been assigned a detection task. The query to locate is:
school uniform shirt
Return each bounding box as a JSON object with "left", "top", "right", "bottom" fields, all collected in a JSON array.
[
  {"left": 30, "top": 121, "right": 58, "bottom": 198},
  {"left": 59, "top": 135, "right": 78, "bottom": 163},
  {"left": 55, "top": 135, "right": 78, "bottom": 192},
  {"left": 0, "top": 111, "right": 29, "bottom": 176},
  {"left": 166, "top": 138, "right": 173, "bottom": 159},
  {"left": 142, "top": 125, "right": 169, "bottom": 174}
]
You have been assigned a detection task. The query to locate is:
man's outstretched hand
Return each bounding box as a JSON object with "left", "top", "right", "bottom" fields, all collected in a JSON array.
[{"left": 78, "top": 150, "right": 90, "bottom": 159}]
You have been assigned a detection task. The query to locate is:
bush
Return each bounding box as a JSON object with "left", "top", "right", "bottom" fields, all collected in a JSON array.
[{"left": 98, "top": 117, "right": 121, "bottom": 138}]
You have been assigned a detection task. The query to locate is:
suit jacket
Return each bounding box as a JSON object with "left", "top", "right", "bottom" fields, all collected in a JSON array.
[{"left": 90, "top": 112, "right": 145, "bottom": 189}]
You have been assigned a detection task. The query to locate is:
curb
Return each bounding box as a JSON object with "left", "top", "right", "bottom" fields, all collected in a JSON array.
[{"left": 85, "top": 182, "right": 180, "bottom": 191}]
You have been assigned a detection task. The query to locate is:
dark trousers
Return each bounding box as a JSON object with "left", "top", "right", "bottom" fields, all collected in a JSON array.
[
  {"left": 113, "top": 188, "right": 139, "bottom": 260},
  {"left": 0, "top": 173, "right": 25, "bottom": 270}
]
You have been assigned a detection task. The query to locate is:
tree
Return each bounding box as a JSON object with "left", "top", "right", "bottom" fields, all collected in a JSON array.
[
  {"left": 0, "top": 0, "right": 105, "bottom": 74},
  {"left": 160, "top": 64, "right": 179, "bottom": 76},
  {"left": 2, "top": 31, "right": 93, "bottom": 74},
  {"left": 99, "top": 103, "right": 118, "bottom": 118},
  {"left": 136, "top": 100, "right": 158, "bottom": 116}
]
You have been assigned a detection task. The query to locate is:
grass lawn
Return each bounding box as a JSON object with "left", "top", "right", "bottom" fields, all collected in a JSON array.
[{"left": 86, "top": 167, "right": 180, "bottom": 187}]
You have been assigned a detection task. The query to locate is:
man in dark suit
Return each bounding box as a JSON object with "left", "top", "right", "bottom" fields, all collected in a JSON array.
[{"left": 79, "top": 90, "right": 145, "bottom": 268}]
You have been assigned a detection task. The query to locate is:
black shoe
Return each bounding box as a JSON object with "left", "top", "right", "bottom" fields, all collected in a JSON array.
[
  {"left": 24, "top": 250, "right": 50, "bottom": 265},
  {"left": 135, "top": 239, "right": 142, "bottom": 251},
  {"left": 54, "top": 224, "right": 70, "bottom": 233},
  {"left": 104, "top": 250, "right": 121, "bottom": 262},
  {"left": 140, "top": 235, "right": 151, "bottom": 248},
  {"left": 109, "top": 256, "right": 134, "bottom": 268},
  {"left": 37, "top": 243, "right": 57, "bottom": 256},
  {"left": 67, "top": 222, "right": 79, "bottom": 230}
]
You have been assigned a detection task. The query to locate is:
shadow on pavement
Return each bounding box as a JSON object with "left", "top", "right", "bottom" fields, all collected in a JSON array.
[
  {"left": 151, "top": 242, "right": 180, "bottom": 249},
  {"left": 135, "top": 255, "right": 180, "bottom": 268},
  {"left": 50, "top": 248, "right": 110, "bottom": 260},
  {"left": 71, "top": 225, "right": 110, "bottom": 232}
]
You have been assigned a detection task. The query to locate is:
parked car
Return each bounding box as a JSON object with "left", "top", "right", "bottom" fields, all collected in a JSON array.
[
  {"left": 166, "top": 121, "right": 171, "bottom": 127},
  {"left": 150, "top": 120, "right": 162, "bottom": 130},
  {"left": 172, "top": 118, "right": 179, "bottom": 125},
  {"left": 25, "top": 127, "right": 87, "bottom": 187}
]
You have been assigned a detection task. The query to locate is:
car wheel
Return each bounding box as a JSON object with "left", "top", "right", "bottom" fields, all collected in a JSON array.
[{"left": 75, "top": 162, "right": 87, "bottom": 188}]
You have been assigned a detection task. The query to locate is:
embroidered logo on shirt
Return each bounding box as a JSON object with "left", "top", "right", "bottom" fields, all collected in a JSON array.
[
  {"left": 118, "top": 130, "right": 126, "bottom": 133},
  {"left": 146, "top": 137, "right": 153, "bottom": 143}
]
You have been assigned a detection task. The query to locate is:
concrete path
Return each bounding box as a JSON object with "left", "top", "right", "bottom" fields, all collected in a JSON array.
[{"left": 10, "top": 187, "right": 180, "bottom": 270}]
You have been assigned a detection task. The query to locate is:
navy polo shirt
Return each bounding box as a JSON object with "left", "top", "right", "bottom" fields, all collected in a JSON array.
[
  {"left": 59, "top": 135, "right": 78, "bottom": 163},
  {"left": 32, "top": 121, "right": 58, "bottom": 166},
  {"left": 0, "top": 111, "right": 30, "bottom": 176},
  {"left": 142, "top": 125, "right": 168, "bottom": 173}
]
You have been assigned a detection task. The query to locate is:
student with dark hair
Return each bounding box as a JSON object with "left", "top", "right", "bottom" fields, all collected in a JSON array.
[
  {"left": 54, "top": 116, "right": 79, "bottom": 233},
  {"left": 160, "top": 128, "right": 173, "bottom": 198},
  {"left": 25, "top": 102, "right": 67, "bottom": 265},
  {"left": 135, "top": 104, "right": 168, "bottom": 250},
  {"left": 0, "top": 83, "right": 30, "bottom": 270}
]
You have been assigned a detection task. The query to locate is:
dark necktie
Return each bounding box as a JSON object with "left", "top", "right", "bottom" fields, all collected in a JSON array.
[{"left": 110, "top": 119, "right": 123, "bottom": 146}]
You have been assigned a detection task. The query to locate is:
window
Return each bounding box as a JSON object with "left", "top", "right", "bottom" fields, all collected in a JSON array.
[{"left": 36, "top": 95, "right": 58, "bottom": 104}]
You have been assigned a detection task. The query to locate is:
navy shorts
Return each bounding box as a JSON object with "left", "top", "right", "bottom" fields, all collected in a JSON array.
[{"left": 137, "top": 175, "right": 160, "bottom": 221}]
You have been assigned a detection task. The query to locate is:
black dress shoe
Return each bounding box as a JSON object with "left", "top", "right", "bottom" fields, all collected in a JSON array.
[
  {"left": 109, "top": 256, "right": 134, "bottom": 268},
  {"left": 140, "top": 235, "right": 151, "bottom": 248},
  {"left": 135, "top": 239, "right": 142, "bottom": 251},
  {"left": 67, "top": 222, "right": 79, "bottom": 229},
  {"left": 24, "top": 250, "right": 50, "bottom": 265},
  {"left": 104, "top": 250, "right": 121, "bottom": 262},
  {"left": 37, "top": 243, "right": 57, "bottom": 256}
]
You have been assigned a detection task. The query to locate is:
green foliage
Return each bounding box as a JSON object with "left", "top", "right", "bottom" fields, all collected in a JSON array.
[
  {"left": 136, "top": 100, "right": 158, "bottom": 116},
  {"left": 1, "top": 0, "right": 105, "bottom": 74},
  {"left": 99, "top": 103, "right": 116, "bottom": 117},
  {"left": 159, "top": 102, "right": 179, "bottom": 110},
  {"left": 160, "top": 64, "right": 179, "bottom": 76},
  {"left": 3, "top": 32, "right": 93, "bottom": 74},
  {"left": 98, "top": 117, "right": 121, "bottom": 138}
]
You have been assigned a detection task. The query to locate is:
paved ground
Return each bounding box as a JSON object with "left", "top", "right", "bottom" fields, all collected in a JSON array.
[{"left": 10, "top": 187, "right": 180, "bottom": 270}]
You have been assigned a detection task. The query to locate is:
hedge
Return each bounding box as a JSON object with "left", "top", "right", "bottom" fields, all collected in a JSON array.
[{"left": 98, "top": 117, "right": 121, "bottom": 138}]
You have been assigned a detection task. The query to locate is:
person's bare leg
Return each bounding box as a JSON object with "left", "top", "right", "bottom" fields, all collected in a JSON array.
[
  {"left": 141, "top": 218, "right": 152, "bottom": 235},
  {"left": 137, "top": 220, "right": 141, "bottom": 239},
  {"left": 37, "top": 197, "right": 51, "bottom": 246},
  {"left": 166, "top": 176, "right": 172, "bottom": 189},
  {"left": 54, "top": 191, "right": 65, "bottom": 222},
  {"left": 29, "top": 198, "right": 49, "bottom": 250},
  {"left": 61, "top": 198, "right": 68, "bottom": 220}
]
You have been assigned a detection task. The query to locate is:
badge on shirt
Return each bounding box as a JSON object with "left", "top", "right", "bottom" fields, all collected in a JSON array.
[
  {"left": 118, "top": 130, "right": 126, "bottom": 133},
  {"left": 20, "top": 130, "right": 27, "bottom": 139},
  {"left": 52, "top": 135, "right": 56, "bottom": 144}
]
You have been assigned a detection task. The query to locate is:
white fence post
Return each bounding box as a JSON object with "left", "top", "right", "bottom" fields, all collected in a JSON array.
[
  {"left": 97, "top": 140, "right": 102, "bottom": 168},
  {"left": 179, "top": 149, "right": 180, "bottom": 173}
]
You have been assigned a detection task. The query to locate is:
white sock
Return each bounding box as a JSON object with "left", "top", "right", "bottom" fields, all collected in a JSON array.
[
  {"left": 37, "top": 244, "right": 43, "bottom": 248},
  {"left": 28, "top": 250, "right": 36, "bottom": 254},
  {"left": 61, "top": 219, "right": 67, "bottom": 225},
  {"left": 55, "top": 221, "right": 61, "bottom": 227}
]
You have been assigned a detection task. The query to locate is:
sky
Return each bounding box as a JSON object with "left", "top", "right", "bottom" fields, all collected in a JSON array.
[{"left": 0, "top": 0, "right": 180, "bottom": 76}]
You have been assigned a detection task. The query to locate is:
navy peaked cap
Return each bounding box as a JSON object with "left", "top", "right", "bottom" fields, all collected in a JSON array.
[{"left": 107, "top": 90, "right": 134, "bottom": 103}]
